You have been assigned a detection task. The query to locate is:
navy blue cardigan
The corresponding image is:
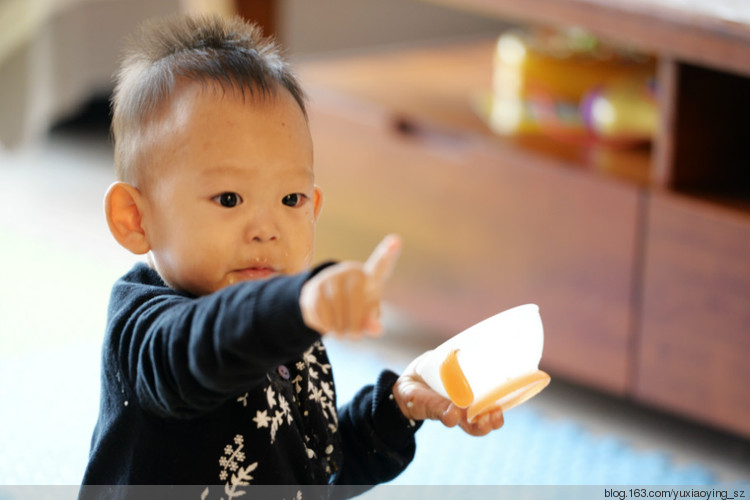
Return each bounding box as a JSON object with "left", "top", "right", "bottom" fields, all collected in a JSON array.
[{"left": 81, "top": 263, "right": 420, "bottom": 498}]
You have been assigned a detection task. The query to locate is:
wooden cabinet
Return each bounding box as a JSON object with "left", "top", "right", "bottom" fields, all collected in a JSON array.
[
  {"left": 298, "top": 0, "right": 750, "bottom": 436},
  {"left": 637, "top": 193, "right": 750, "bottom": 437},
  {"left": 636, "top": 55, "right": 750, "bottom": 437}
]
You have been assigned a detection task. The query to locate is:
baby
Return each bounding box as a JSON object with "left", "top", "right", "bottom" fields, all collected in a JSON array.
[{"left": 81, "top": 14, "right": 503, "bottom": 498}]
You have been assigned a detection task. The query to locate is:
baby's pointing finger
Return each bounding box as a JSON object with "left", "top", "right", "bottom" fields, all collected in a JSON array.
[{"left": 363, "top": 234, "right": 402, "bottom": 295}]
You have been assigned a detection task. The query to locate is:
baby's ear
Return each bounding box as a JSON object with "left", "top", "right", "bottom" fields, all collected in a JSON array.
[
  {"left": 104, "top": 182, "right": 150, "bottom": 255},
  {"left": 313, "top": 185, "right": 324, "bottom": 222}
]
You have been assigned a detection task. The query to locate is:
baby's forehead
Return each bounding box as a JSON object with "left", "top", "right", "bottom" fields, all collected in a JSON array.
[
  {"left": 171, "top": 77, "right": 288, "bottom": 111},
  {"left": 133, "top": 79, "right": 312, "bottom": 188},
  {"left": 197, "top": 162, "right": 314, "bottom": 181},
  {"left": 154, "top": 78, "right": 307, "bottom": 136}
]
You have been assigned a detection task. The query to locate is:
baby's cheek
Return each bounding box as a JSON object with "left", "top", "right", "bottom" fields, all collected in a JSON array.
[{"left": 180, "top": 258, "right": 225, "bottom": 296}]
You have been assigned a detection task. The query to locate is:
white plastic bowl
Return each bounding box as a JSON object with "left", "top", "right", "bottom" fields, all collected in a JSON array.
[{"left": 415, "top": 304, "right": 550, "bottom": 421}]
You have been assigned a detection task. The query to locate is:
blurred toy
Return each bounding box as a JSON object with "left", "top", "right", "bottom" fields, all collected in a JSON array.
[
  {"left": 480, "top": 27, "right": 657, "bottom": 147},
  {"left": 416, "top": 304, "right": 550, "bottom": 422}
]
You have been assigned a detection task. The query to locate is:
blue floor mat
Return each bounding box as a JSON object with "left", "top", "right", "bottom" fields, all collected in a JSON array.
[{"left": 390, "top": 412, "right": 715, "bottom": 485}]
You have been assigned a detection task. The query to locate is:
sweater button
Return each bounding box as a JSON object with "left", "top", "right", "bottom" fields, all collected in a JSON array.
[{"left": 277, "top": 365, "right": 290, "bottom": 380}]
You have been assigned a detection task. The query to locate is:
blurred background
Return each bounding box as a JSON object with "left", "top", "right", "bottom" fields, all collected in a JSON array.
[{"left": 1, "top": 0, "right": 749, "bottom": 492}]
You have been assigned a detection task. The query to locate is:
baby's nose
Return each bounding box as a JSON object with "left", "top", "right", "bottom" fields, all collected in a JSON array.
[
  {"left": 252, "top": 231, "right": 277, "bottom": 242},
  {"left": 245, "top": 211, "right": 279, "bottom": 242},
  {"left": 250, "top": 226, "right": 278, "bottom": 242}
]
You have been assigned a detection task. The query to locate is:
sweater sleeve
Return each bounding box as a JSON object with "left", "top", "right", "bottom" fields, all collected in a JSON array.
[
  {"left": 107, "top": 263, "right": 331, "bottom": 419},
  {"left": 332, "top": 370, "right": 423, "bottom": 489}
]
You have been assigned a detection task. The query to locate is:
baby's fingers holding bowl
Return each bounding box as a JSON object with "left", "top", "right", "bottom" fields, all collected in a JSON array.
[{"left": 458, "top": 407, "right": 505, "bottom": 436}]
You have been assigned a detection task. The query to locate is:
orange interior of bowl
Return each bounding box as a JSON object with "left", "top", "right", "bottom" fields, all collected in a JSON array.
[
  {"left": 439, "top": 349, "right": 475, "bottom": 408},
  {"left": 467, "top": 370, "right": 551, "bottom": 422}
]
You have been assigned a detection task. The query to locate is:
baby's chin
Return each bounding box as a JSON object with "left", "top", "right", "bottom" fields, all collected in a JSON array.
[
  {"left": 162, "top": 262, "right": 310, "bottom": 296},
  {"left": 208, "top": 269, "right": 284, "bottom": 294},
  {"left": 161, "top": 274, "right": 230, "bottom": 297},
  {"left": 227, "top": 267, "right": 280, "bottom": 284}
]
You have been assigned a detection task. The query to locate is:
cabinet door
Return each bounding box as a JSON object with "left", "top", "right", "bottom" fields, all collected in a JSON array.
[
  {"left": 309, "top": 93, "right": 640, "bottom": 394},
  {"left": 636, "top": 192, "right": 750, "bottom": 437}
]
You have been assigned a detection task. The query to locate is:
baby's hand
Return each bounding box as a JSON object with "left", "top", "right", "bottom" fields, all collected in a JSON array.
[
  {"left": 393, "top": 353, "right": 505, "bottom": 437},
  {"left": 300, "top": 235, "right": 402, "bottom": 338}
]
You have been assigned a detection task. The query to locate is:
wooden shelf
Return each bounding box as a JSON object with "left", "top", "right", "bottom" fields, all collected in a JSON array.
[
  {"left": 299, "top": 40, "right": 652, "bottom": 187},
  {"left": 655, "top": 59, "right": 750, "bottom": 212}
]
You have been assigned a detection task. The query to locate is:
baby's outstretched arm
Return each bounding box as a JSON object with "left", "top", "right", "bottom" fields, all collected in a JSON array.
[
  {"left": 300, "top": 234, "right": 402, "bottom": 338},
  {"left": 393, "top": 353, "right": 505, "bottom": 436}
]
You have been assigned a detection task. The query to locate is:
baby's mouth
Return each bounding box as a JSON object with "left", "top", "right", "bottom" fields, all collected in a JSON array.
[
  {"left": 233, "top": 266, "right": 278, "bottom": 281},
  {"left": 231, "top": 264, "right": 279, "bottom": 282}
]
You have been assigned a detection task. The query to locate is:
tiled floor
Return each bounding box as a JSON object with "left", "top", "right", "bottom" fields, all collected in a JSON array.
[{"left": 1, "top": 116, "right": 749, "bottom": 485}]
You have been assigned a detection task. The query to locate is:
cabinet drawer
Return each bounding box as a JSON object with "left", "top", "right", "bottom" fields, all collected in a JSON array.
[
  {"left": 308, "top": 90, "right": 640, "bottom": 393},
  {"left": 636, "top": 192, "right": 750, "bottom": 436}
]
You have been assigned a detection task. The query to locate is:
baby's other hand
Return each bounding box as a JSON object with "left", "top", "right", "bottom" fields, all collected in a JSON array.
[
  {"left": 393, "top": 353, "right": 505, "bottom": 437},
  {"left": 300, "top": 235, "right": 401, "bottom": 338}
]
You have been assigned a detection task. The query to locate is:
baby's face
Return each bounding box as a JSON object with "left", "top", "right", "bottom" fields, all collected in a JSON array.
[{"left": 138, "top": 82, "right": 321, "bottom": 296}]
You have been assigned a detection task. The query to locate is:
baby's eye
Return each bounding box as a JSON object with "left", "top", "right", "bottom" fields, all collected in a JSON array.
[
  {"left": 282, "top": 193, "right": 307, "bottom": 208},
  {"left": 213, "top": 192, "right": 243, "bottom": 208}
]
